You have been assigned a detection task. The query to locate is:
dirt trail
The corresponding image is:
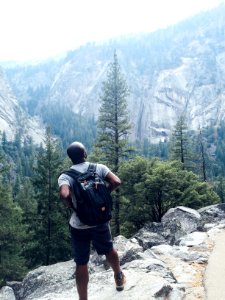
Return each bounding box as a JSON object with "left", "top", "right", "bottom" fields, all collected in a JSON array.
[{"left": 204, "top": 230, "right": 225, "bottom": 300}]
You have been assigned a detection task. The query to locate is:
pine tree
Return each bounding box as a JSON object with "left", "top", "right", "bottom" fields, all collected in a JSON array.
[
  {"left": 170, "top": 115, "right": 193, "bottom": 169},
  {"left": 0, "top": 152, "right": 27, "bottom": 286},
  {"left": 197, "top": 129, "right": 207, "bottom": 181},
  {"left": 215, "top": 176, "right": 225, "bottom": 203},
  {"left": 94, "top": 51, "right": 131, "bottom": 235},
  {"left": 215, "top": 121, "right": 225, "bottom": 176},
  {"left": 1, "top": 131, "right": 7, "bottom": 153},
  {"left": 14, "top": 177, "right": 38, "bottom": 268},
  {"left": 32, "top": 127, "right": 71, "bottom": 266},
  {"left": 0, "top": 185, "right": 27, "bottom": 286}
]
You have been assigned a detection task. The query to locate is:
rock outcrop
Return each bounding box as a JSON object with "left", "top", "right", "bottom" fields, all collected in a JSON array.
[{"left": 1, "top": 204, "right": 225, "bottom": 300}]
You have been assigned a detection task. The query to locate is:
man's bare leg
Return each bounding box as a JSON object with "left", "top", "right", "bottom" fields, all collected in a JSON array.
[
  {"left": 75, "top": 264, "right": 89, "bottom": 300},
  {"left": 105, "top": 248, "right": 121, "bottom": 274},
  {"left": 106, "top": 248, "right": 126, "bottom": 291}
]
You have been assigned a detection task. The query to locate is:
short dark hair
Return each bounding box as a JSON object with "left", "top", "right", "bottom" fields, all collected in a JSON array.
[{"left": 67, "top": 141, "right": 87, "bottom": 164}]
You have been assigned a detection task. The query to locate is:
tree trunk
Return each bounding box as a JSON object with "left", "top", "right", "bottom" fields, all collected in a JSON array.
[{"left": 114, "top": 189, "right": 120, "bottom": 236}]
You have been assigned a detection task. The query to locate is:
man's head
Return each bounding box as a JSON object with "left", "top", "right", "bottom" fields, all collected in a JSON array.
[{"left": 67, "top": 141, "right": 87, "bottom": 164}]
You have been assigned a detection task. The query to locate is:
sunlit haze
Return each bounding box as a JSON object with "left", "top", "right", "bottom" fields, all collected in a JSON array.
[{"left": 0, "top": 0, "right": 224, "bottom": 62}]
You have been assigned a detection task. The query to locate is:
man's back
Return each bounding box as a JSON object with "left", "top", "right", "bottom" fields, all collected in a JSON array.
[
  {"left": 58, "top": 161, "right": 110, "bottom": 228},
  {"left": 60, "top": 162, "right": 113, "bottom": 227}
]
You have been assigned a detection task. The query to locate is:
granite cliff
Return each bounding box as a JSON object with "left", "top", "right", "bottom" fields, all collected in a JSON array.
[{"left": 0, "top": 69, "right": 44, "bottom": 143}]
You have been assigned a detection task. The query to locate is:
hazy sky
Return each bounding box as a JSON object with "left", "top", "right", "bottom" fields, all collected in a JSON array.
[{"left": 0, "top": 0, "right": 224, "bottom": 62}]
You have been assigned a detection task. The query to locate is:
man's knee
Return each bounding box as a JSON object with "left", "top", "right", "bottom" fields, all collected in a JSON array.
[{"left": 106, "top": 247, "right": 118, "bottom": 256}]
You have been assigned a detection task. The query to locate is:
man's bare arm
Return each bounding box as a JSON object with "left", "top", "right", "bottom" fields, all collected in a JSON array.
[
  {"left": 105, "top": 171, "right": 121, "bottom": 193},
  {"left": 59, "top": 185, "right": 74, "bottom": 208}
]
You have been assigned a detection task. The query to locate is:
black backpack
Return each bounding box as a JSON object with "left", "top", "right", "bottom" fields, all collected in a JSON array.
[{"left": 63, "top": 163, "right": 112, "bottom": 226}]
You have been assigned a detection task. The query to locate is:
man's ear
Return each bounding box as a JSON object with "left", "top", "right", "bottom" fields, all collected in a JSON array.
[{"left": 84, "top": 150, "right": 87, "bottom": 159}]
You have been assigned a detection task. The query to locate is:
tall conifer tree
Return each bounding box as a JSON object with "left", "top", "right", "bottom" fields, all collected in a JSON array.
[
  {"left": 0, "top": 154, "right": 27, "bottom": 285},
  {"left": 94, "top": 51, "right": 131, "bottom": 235},
  {"left": 32, "top": 127, "right": 70, "bottom": 266},
  {"left": 170, "top": 115, "right": 193, "bottom": 170}
]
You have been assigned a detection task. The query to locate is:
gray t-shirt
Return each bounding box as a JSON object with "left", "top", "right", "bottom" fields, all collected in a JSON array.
[{"left": 58, "top": 162, "right": 110, "bottom": 229}]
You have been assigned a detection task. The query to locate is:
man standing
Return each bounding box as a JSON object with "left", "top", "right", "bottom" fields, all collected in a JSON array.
[{"left": 58, "top": 141, "right": 125, "bottom": 300}]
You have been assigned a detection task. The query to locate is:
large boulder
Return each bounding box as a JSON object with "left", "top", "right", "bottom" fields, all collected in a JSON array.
[
  {"left": 161, "top": 206, "right": 202, "bottom": 244},
  {"left": 4, "top": 283, "right": 21, "bottom": 300},
  {"left": 134, "top": 229, "right": 168, "bottom": 249},
  {"left": 0, "top": 286, "right": 15, "bottom": 300},
  {"left": 16, "top": 260, "right": 75, "bottom": 300},
  {"left": 198, "top": 203, "right": 225, "bottom": 226}
]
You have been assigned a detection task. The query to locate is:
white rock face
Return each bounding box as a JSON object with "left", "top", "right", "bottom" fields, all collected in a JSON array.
[
  {"left": 0, "top": 71, "right": 20, "bottom": 140},
  {"left": 0, "top": 69, "right": 45, "bottom": 144},
  {"left": 135, "top": 52, "right": 225, "bottom": 142}
]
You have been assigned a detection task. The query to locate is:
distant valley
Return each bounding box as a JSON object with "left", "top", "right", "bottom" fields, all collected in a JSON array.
[{"left": 1, "top": 4, "right": 225, "bottom": 146}]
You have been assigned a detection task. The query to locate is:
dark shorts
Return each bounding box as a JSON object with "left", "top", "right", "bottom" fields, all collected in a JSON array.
[{"left": 70, "top": 223, "right": 113, "bottom": 265}]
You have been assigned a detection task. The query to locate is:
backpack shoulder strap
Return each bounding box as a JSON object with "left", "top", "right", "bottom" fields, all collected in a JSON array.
[
  {"left": 88, "top": 163, "right": 97, "bottom": 173},
  {"left": 62, "top": 169, "right": 82, "bottom": 180}
]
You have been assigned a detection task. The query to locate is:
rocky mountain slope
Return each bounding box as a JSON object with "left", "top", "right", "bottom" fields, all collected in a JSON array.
[
  {"left": 1, "top": 204, "right": 225, "bottom": 300},
  {"left": 0, "top": 69, "right": 44, "bottom": 143},
  {"left": 2, "top": 4, "right": 225, "bottom": 143}
]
